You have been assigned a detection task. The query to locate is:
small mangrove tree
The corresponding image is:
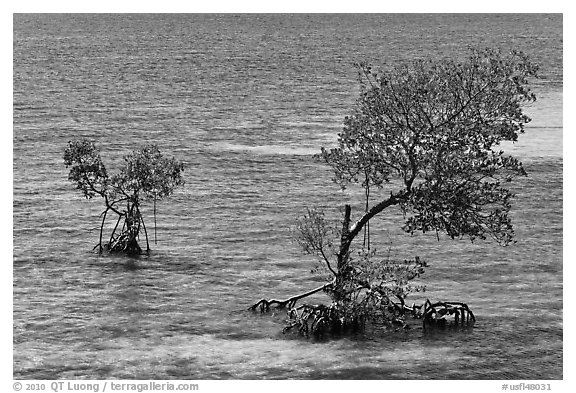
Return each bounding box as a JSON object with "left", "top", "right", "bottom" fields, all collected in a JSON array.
[{"left": 64, "top": 140, "right": 184, "bottom": 255}]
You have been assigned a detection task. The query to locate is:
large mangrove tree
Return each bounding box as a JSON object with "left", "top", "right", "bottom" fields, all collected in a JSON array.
[{"left": 250, "top": 48, "right": 538, "bottom": 336}]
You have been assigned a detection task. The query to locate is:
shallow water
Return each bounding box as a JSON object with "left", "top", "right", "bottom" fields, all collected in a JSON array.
[{"left": 13, "top": 14, "right": 562, "bottom": 379}]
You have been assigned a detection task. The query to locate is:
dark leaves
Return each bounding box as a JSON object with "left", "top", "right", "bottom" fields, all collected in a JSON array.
[
  {"left": 321, "top": 48, "right": 537, "bottom": 245},
  {"left": 64, "top": 139, "right": 185, "bottom": 206},
  {"left": 63, "top": 140, "right": 108, "bottom": 199},
  {"left": 111, "top": 144, "right": 185, "bottom": 201}
]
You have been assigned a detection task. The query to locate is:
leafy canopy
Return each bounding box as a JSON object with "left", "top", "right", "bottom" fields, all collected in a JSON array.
[
  {"left": 63, "top": 139, "right": 108, "bottom": 199},
  {"left": 320, "top": 48, "right": 538, "bottom": 245},
  {"left": 110, "top": 145, "right": 185, "bottom": 202},
  {"left": 64, "top": 140, "right": 184, "bottom": 205}
]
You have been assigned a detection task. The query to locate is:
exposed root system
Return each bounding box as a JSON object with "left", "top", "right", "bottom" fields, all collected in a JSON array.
[
  {"left": 250, "top": 287, "right": 475, "bottom": 338},
  {"left": 418, "top": 299, "right": 476, "bottom": 328},
  {"left": 248, "top": 282, "right": 334, "bottom": 312}
]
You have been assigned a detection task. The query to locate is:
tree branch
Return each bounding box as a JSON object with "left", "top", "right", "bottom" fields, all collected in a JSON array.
[
  {"left": 319, "top": 249, "right": 338, "bottom": 277},
  {"left": 98, "top": 208, "right": 108, "bottom": 254}
]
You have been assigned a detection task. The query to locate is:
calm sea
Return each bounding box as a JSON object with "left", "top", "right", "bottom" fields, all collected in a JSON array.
[{"left": 13, "top": 14, "right": 563, "bottom": 379}]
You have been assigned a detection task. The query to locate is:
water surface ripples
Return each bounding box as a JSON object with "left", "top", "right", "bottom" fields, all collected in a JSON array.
[{"left": 13, "top": 14, "right": 562, "bottom": 379}]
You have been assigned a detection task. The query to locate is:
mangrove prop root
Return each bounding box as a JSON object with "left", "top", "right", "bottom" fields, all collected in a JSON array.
[
  {"left": 250, "top": 290, "right": 475, "bottom": 336},
  {"left": 248, "top": 282, "right": 334, "bottom": 313},
  {"left": 282, "top": 303, "right": 366, "bottom": 337},
  {"left": 420, "top": 299, "right": 476, "bottom": 328}
]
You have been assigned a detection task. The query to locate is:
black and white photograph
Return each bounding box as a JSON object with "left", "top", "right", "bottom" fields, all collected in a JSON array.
[{"left": 10, "top": 3, "right": 567, "bottom": 388}]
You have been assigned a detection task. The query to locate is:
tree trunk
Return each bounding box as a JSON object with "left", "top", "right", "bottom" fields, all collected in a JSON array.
[{"left": 336, "top": 192, "right": 405, "bottom": 263}]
